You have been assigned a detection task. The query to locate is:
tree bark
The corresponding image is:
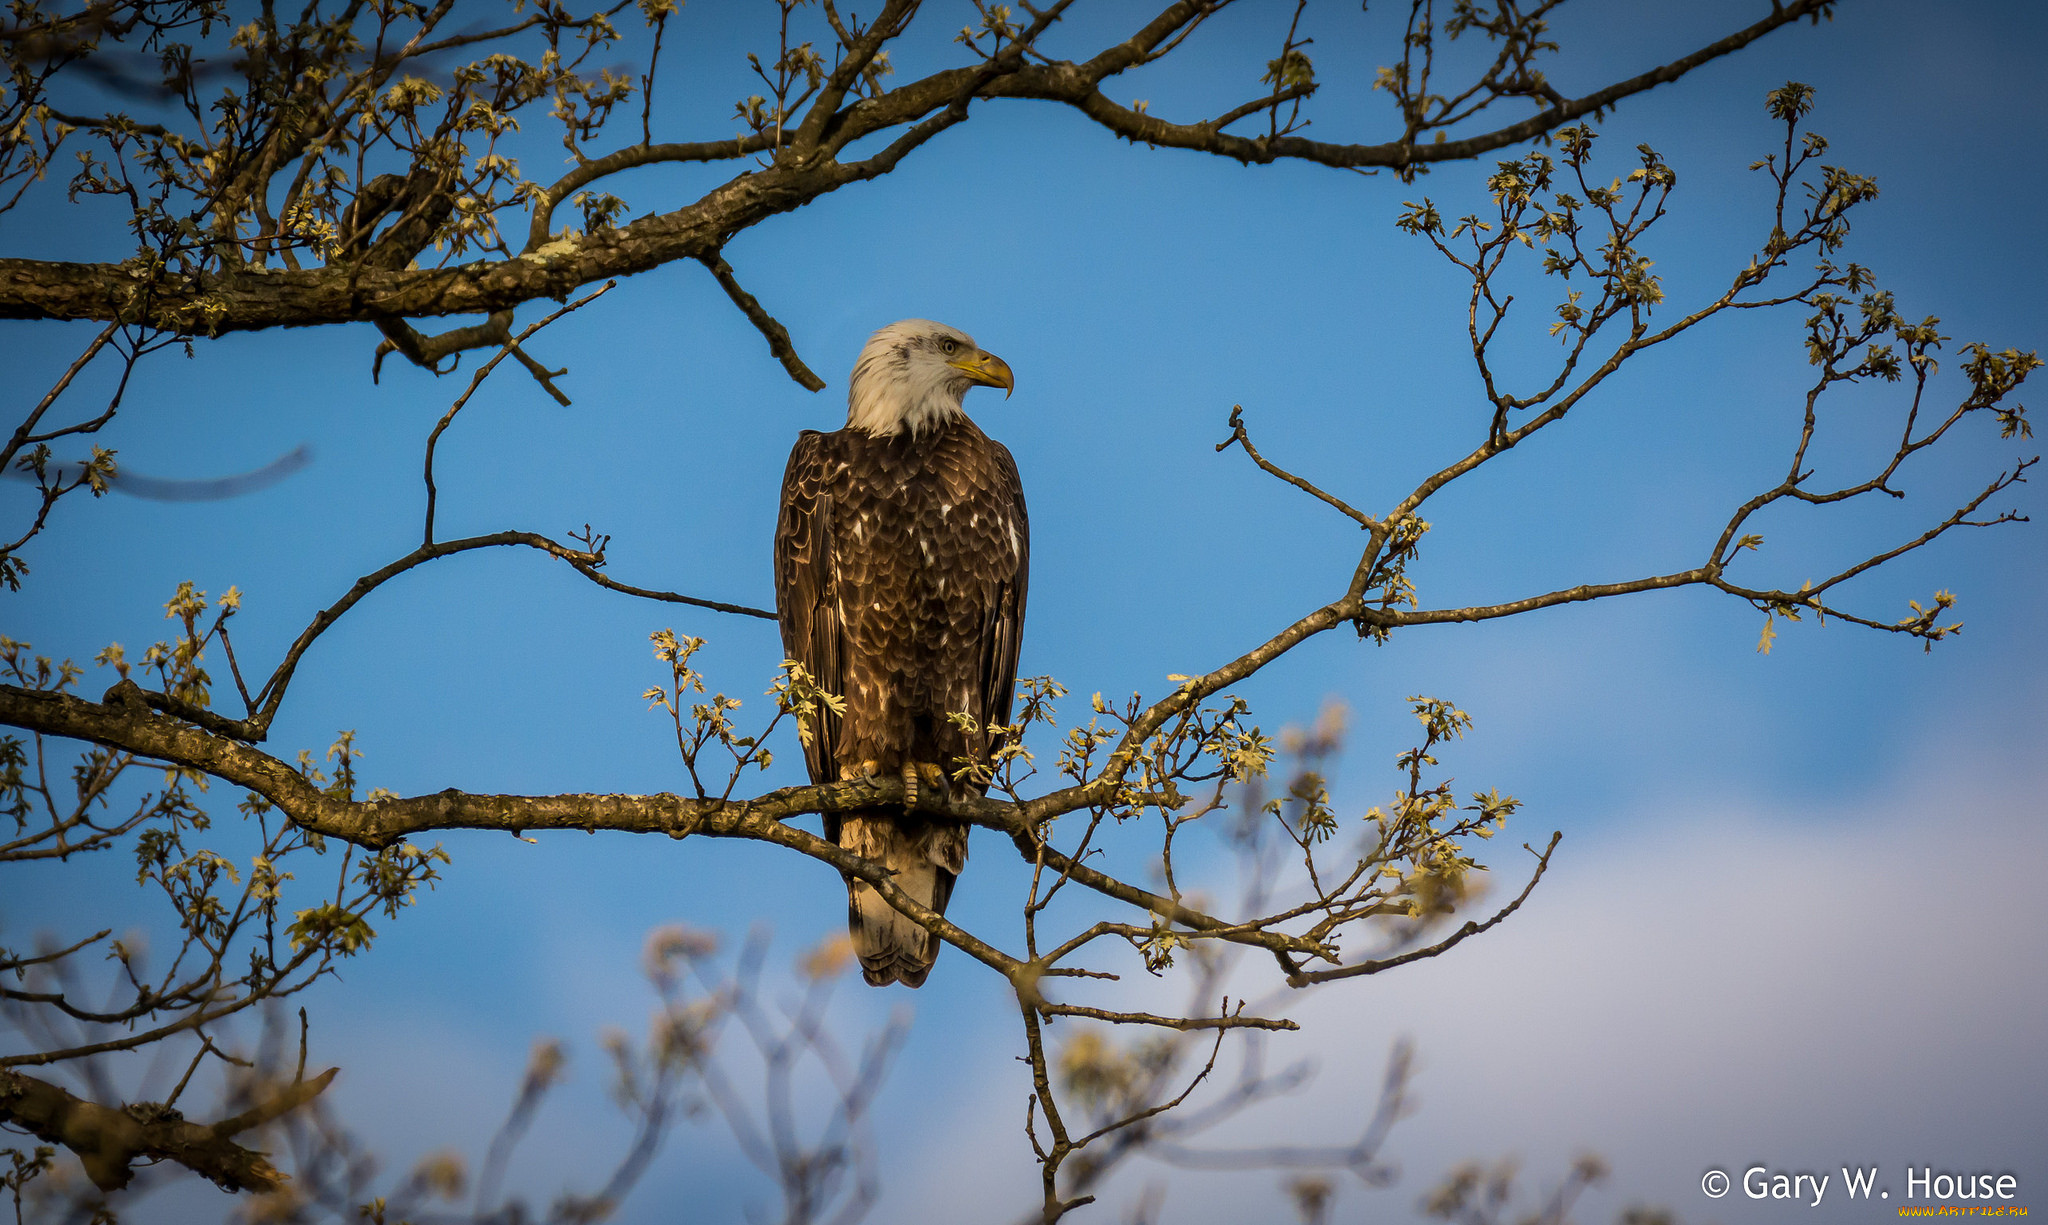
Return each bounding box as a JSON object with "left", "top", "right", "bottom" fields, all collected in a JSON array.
[{"left": 0, "top": 1066, "right": 336, "bottom": 1192}]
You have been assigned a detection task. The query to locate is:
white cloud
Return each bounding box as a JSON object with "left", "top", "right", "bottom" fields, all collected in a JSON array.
[{"left": 867, "top": 752, "right": 2048, "bottom": 1225}]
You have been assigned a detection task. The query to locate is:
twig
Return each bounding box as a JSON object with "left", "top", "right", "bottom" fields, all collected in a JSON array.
[
  {"left": 1289, "top": 832, "right": 1561, "bottom": 986},
  {"left": 698, "top": 252, "right": 826, "bottom": 391},
  {"left": 423, "top": 281, "right": 615, "bottom": 546},
  {"left": 1216, "top": 405, "right": 1378, "bottom": 529}
]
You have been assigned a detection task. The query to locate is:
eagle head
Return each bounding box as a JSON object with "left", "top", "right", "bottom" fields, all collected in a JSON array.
[{"left": 846, "top": 319, "right": 1014, "bottom": 438}]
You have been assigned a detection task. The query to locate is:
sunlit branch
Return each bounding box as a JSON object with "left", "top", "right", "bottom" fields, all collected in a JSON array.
[
  {"left": 1039, "top": 1003, "right": 1296, "bottom": 1034},
  {"left": 0, "top": 1065, "right": 337, "bottom": 1192},
  {"left": 1215, "top": 406, "right": 1379, "bottom": 530},
  {"left": 1387, "top": 570, "right": 1710, "bottom": 628},
  {"left": 698, "top": 252, "right": 826, "bottom": 391}
]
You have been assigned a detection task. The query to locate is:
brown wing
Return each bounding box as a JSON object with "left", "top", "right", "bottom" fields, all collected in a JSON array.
[
  {"left": 774, "top": 430, "right": 845, "bottom": 816},
  {"left": 976, "top": 438, "right": 1030, "bottom": 769}
]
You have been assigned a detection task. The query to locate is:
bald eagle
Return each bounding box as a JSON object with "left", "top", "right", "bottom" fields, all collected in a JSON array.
[{"left": 774, "top": 320, "right": 1029, "bottom": 987}]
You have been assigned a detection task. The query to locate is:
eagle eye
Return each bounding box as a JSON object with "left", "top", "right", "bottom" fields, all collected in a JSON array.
[{"left": 941, "top": 338, "right": 959, "bottom": 355}]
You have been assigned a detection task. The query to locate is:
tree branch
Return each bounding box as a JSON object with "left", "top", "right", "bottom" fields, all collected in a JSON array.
[
  {"left": 974, "top": 0, "right": 1832, "bottom": 169},
  {"left": 0, "top": 2, "right": 1832, "bottom": 335},
  {"left": 422, "top": 283, "right": 615, "bottom": 544},
  {"left": 0, "top": 683, "right": 1315, "bottom": 978},
  {"left": 1216, "top": 405, "right": 1379, "bottom": 530},
  {"left": 1388, "top": 569, "right": 1711, "bottom": 627},
  {"left": 1288, "top": 833, "right": 1560, "bottom": 986},
  {"left": 372, "top": 311, "right": 583, "bottom": 407},
  {"left": 113, "top": 530, "right": 769, "bottom": 745},
  {"left": 698, "top": 252, "right": 826, "bottom": 391},
  {"left": 0, "top": 1065, "right": 336, "bottom": 1192}
]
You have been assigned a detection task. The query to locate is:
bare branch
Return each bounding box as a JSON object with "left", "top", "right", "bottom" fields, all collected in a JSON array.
[
  {"left": 698, "top": 253, "right": 827, "bottom": 391},
  {"left": 3, "top": 321, "right": 119, "bottom": 473},
  {"left": 1216, "top": 405, "right": 1379, "bottom": 530},
  {"left": 1039, "top": 1004, "right": 1297, "bottom": 1033},
  {"left": 423, "top": 282, "right": 616, "bottom": 545},
  {"left": 979, "top": 0, "right": 1835, "bottom": 171},
  {"left": 0, "top": 931, "right": 110, "bottom": 974},
  {"left": 240, "top": 530, "right": 769, "bottom": 740}
]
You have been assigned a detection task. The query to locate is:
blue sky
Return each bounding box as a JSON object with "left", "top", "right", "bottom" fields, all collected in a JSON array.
[{"left": 4, "top": 2, "right": 2044, "bottom": 1222}]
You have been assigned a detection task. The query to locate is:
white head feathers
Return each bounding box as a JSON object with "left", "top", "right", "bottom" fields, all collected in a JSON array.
[{"left": 845, "top": 319, "right": 1014, "bottom": 438}]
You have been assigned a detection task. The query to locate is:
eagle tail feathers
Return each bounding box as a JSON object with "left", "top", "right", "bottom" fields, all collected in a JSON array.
[{"left": 840, "top": 812, "right": 967, "bottom": 989}]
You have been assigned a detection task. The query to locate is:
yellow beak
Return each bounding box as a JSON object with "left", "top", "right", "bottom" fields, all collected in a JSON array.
[{"left": 949, "top": 350, "right": 1015, "bottom": 399}]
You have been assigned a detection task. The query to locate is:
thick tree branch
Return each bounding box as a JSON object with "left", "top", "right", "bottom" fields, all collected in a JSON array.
[
  {"left": 0, "top": 1065, "right": 336, "bottom": 1192},
  {"left": 0, "top": 683, "right": 1312, "bottom": 976},
  {"left": 523, "top": 134, "right": 782, "bottom": 251},
  {"left": 0, "top": 2, "right": 1830, "bottom": 336},
  {"left": 0, "top": 155, "right": 851, "bottom": 330}
]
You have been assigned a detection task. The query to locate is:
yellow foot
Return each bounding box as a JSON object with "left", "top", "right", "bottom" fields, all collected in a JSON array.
[{"left": 898, "top": 761, "right": 949, "bottom": 809}]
